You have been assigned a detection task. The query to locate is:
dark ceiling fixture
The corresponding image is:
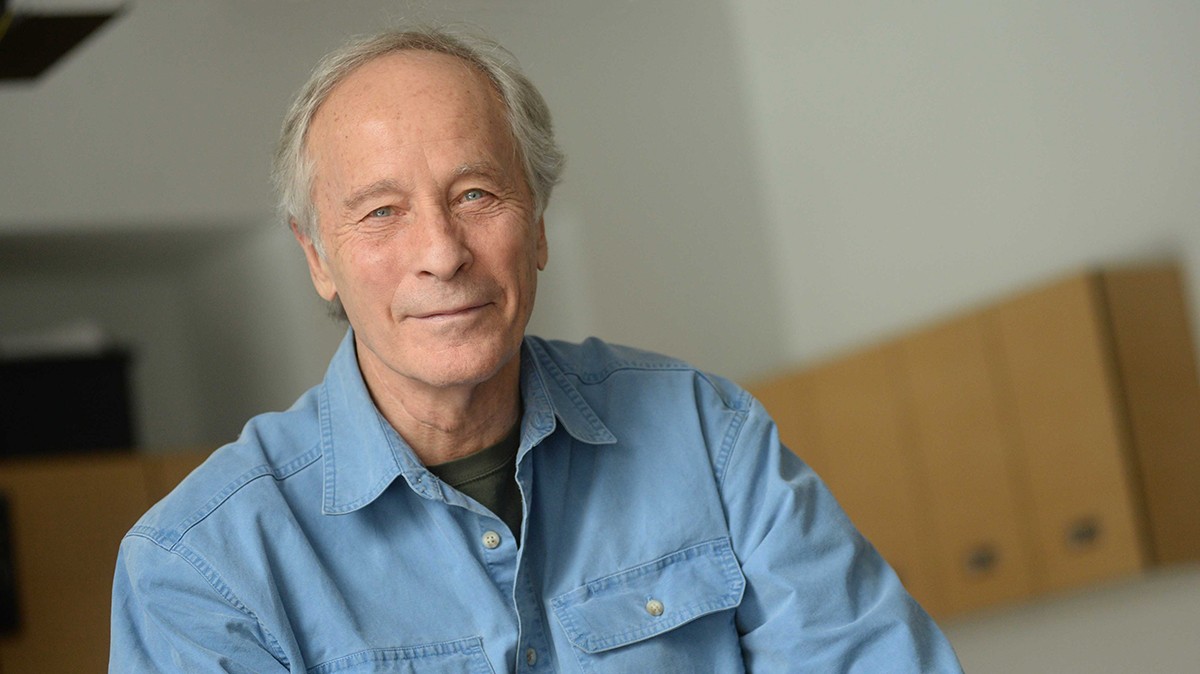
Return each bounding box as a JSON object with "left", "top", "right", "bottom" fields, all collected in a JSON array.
[{"left": 0, "top": 1, "right": 123, "bottom": 81}]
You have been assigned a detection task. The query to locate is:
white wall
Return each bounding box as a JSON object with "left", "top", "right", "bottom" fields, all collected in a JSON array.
[
  {"left": 2, "top": 0, "right": 1198, "bottom": 443},
  {"left": 729, "top": 0, "right": 1200, "bottom": 366}
]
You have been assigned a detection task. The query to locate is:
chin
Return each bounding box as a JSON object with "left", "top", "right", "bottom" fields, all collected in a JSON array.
[{"left": 416, "top": 339, "right": 522, "bottom": 389}]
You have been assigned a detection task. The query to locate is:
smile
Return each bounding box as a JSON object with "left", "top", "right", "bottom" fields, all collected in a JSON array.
[{"left": 410, "top": 303, "right": 490, "bottom": 321}]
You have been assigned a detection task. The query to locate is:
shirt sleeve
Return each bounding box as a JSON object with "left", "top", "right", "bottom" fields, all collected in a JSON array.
[
  {"left": 717, "top": 393, "right": 963, "bottom": 673},
  {"left": 110, "top": 534, "right": 292, "bottom": 674}
]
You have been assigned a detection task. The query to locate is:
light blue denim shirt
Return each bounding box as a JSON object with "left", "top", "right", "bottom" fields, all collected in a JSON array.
[{"left": 111, "top": 332, "right": 961, "bottom": 673}]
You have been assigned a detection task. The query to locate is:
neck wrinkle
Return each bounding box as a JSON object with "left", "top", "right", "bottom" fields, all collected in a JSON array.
[{"left": 359, "top": 350, "right": 522, "bottom": 466}]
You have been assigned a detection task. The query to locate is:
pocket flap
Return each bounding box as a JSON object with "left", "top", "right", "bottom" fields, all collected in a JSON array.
[{"left": 550, "top": 538, "right": 745, "bottom": 654}]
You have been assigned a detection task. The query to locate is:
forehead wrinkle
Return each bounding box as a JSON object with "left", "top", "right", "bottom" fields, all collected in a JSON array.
[{"left": 310, "top": 51, "right": 527, "bottom": 214}]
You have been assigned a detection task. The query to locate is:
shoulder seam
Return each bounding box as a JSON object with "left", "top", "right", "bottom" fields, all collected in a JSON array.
[{"left": 140, "top": 444, "right": 322, "bottom": 549}]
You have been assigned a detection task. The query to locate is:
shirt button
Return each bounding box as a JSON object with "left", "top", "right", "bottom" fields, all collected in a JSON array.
[
  {"left": 645, "top": 598, "right": 665, "bottom": 616},
  {"left": 525, "top": 647, "right": 538, "bottom": 666},
  {"left": 481, "top": 530, "right": 502, "bottom": 549}
]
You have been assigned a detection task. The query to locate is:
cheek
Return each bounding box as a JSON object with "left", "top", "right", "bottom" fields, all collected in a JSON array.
[
  {"left": 332, "top": 244, "right": 405, "bottom": 304},
  {"left": 516, "top": 245, "right": 542, "bottom": 308}
]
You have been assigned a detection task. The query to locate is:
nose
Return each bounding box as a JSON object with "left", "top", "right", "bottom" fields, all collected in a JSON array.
[{"left": 415, "top": 204, "right": 472, "bottom": 281}]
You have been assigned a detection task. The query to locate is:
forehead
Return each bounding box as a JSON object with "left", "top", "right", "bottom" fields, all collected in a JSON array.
[{"left": 308, "top": 50, "right": 509, "bottom": 153}]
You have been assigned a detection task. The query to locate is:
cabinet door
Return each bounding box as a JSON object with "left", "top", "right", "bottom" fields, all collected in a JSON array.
[
  {"left": 142, "top": 448, "right": 212, "bottom": 504},
  {"left": 988, "top": 274, "right": 1145, "bottom": 592},
  {"left": 1102, "top": 266, "right": 1200, "bottom": 565},
  {"left": 894, "top": 315, "right": 1034, "bottom": 615},
  {"left": 0, "top": 454, "right": 151, "bottom": 673}
]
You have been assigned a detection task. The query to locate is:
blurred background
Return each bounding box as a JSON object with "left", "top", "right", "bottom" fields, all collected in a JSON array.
[{"left": 1, "top": 1, "right": 1198, "bottom": 671}]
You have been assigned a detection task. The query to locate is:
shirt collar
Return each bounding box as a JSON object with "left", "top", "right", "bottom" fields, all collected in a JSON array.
[
  {"left": 319, "top": 331, "right": 616, "bottom": 515},
  {"left": 519, "top": 337, "right": 617, "bottom": 449}
]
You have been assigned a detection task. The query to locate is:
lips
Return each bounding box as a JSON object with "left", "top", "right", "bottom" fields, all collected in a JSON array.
[{"left": 409, "top": 302, "right": 489, "bottom": 320}]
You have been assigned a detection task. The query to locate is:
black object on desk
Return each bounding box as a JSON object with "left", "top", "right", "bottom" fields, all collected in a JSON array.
[{"left": 0, "top": 350, "right": 137, "bottom": 458}]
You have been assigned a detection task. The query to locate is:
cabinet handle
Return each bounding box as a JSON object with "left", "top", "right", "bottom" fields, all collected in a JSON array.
[
  {"left": 1065, "top": 516, "right": 1102, "bottom": 550},
  {"left": 964, "top": 544, "right": 999, "bottom": 576}
]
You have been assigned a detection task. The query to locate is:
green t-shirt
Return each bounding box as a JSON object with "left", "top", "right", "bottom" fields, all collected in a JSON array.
[{"left": 426, "top": 423, "right": 523, "bottom": 543}]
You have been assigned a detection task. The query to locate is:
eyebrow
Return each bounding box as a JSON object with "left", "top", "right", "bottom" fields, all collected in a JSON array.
[
  {"left": 452, "top": 161, "right": 508, "bottom": 184},
  {"left": 342, "top": 179, "right": 406, "bottom": 213},
  {"left": 340, "top": 162, "right": 512, "bottom": 213}
]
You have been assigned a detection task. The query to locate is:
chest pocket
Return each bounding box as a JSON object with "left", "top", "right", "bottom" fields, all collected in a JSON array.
[
  {"left": 306, "top": 637, "right": 495, "bottom": 674},
  {"left": 551, "top": 538, "right": 746, "bottom": 673}
]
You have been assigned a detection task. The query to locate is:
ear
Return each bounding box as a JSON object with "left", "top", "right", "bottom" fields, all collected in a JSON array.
[
  {"left": 291, "top": 219, "right": 339, "bottom": 302},
  {"left": 535, "top": 216, "right": 548, "bottom": 271}
]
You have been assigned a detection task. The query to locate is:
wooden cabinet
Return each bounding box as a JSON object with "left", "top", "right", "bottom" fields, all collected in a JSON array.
[
  {"left": 986, "top": 275, "right": 1146, "bottom": 594},
  {"left": 747, "top": 263, "right": 1200, "bottom": 617},
  {"left": 0, "top": 450, "right": 210, "bottom": 673},
  {"left": 893, "top": 315, "right": 1037, "bottom": 615}
]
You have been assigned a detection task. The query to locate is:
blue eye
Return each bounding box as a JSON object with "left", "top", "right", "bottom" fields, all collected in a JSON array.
[
  {"left": 463, "top": 189, "right": 486, "bottom": 202},
  {"left": 370, "top": 206, "right": 392, "bottom": 218}
]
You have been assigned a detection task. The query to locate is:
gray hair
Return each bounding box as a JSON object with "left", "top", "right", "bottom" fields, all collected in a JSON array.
[{"left": 272, "top": 27, "right": 565, "bottom": 250}]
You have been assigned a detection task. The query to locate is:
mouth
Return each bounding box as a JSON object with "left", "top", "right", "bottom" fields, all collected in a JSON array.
[{"left": 409, "top": 303, "right": 490, "bottom": 321}]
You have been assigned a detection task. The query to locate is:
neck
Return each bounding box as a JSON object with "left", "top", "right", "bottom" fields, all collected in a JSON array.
[{"left": 357, "top": 345, "right": 523, "bottom": 466}]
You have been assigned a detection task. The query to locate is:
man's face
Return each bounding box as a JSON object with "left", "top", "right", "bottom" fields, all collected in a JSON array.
[{"left": 297, "top": 51, "right": 547, "bottom": 394}]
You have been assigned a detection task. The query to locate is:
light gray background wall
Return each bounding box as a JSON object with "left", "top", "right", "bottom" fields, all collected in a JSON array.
[{"left": 2, "top": 0, "right": 1198, "bottom": 448}]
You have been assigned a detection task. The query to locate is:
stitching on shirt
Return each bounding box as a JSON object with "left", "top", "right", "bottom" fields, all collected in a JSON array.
[
  {"left": 319, "top": 381, "right": 339, "bottom": 513},
  {"left": 550, "top": 538, "right": 744, "bottom": 653},
  {"left": 275, "top": 443, "right": 322, "bottom": 480},
  {"left": 306, "top": 636, "right": 490, "bottom": 674},
  {"left": 713, "top": 388, "right": 752, "bottom": 487},
  {"left": 522, "top": 360, "right": 557, "bottom": 439},
  {"left": 175, "top": 542, "right": 292, "bottom": 667},
  {"left": 325, "top": 478, "right": 400, "bottom": 513},
  {"left": 553, "top": 372, "right": 611, "bottom": 435},
  {"left": 164, "top": 539, "right": 293, "bottom": 668},
  {"left": 562, "top": 359, "right": 693, "bottom": 386},
  {"left": 694, "top": 371, "right": 750, "bottom": 412},
  {"left": 179, "top": 445, "right": 322, "bottom": 543},
  {"left": 576, "top": 537, "right": 728, "bottom": 589},
  {"left": 317, "top": 410, "right": 413, "bottom": 514},
  {"left": 132, "top": 445, "right": 323, "bottom": 549},
  {"left": 530, "top": 337, "right": 693, "bottom": 386},
  {"left": 535, "top": 338, "right": 750, "bottom": 413},
  {"left": 529, "top": 340, "right": 612, "bottom": 439}
]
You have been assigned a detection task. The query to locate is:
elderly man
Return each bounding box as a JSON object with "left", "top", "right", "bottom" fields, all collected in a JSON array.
[{"left": 110, "top": 28, "right": 961, "bottom": 672}]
